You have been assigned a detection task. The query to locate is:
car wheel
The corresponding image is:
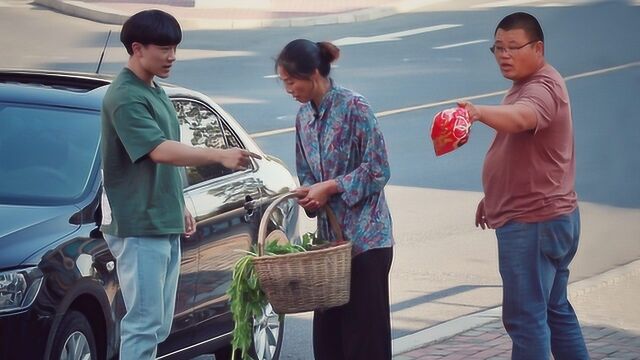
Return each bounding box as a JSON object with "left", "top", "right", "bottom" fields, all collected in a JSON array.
[
  {"left": 50, "top": 310, "right": 97, "bottom": 360},
  {"left": 251, "top": 302, "right": 284, "bottom": 360}
]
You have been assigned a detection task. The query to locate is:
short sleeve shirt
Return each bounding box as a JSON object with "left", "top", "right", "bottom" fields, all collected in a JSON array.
[
  {"left": 100, "top": 68, "right": 185, "bottom": 237},
  {"left": 482, "top": 63, "right": 577, "bottom": 228}
]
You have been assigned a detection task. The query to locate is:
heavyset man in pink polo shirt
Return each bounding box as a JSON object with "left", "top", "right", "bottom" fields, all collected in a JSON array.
[{"left": 459, "top": 12, "right": 589, "bottom": 360}]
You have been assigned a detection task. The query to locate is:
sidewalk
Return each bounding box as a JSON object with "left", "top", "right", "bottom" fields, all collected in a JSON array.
[
  {"left": 33, "top": 0, "right": 445, "bottom": 29},
  {"left": 392, "top": 260, "right": 640, "bottom": 360}
]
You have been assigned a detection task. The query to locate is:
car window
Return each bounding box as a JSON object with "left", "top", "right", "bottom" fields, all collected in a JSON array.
[
  {"left": 222, "top": 122, "right": 241, "bottom": 148},
  {"left": 0, "top": 103, "right": 100, "bottom": 205},
  {"left": 172, "top": 99, "right": 247, "bottom": 187}
]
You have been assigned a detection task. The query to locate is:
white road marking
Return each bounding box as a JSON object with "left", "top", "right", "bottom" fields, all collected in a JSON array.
[
  {"left": 250, "top": 61, "right": 640, "bottom": 139},
  {"left": 375, "top": 90, "right": 508, "bottom": 118},
  {"left": 433, "top": 39, "right": 489, "bottom": 50},
  {"left": 19, "top": 47, "right": 255, "bottom": 64},
  {"left": 332, "top": 24, "right": 462, "bottom": 47},
  {"left": 252, "top": 127, "right": 296, "bottom": 138},
  {"left": 194, "top": 0, "right": 272, "bottom": 9},
  {"left": 332, "top": 36, "right": 402, "bottom": 46},
  {"left": 537, "top": 2, "right": 573, "bottom": 6},
  {"left": 380, "top": 25, "right": 463, "bottom": 39},
  {"left": 564, "top": 61, "right": 640, "bottom": 81},
  {"left": 208, "top": 96, "right": 266, "bottom": 105},
  {"left": 471, "top": 0, "right": 540, "bottom": 8},
  {"left": 265, "top": 65, "right": 339, "bottom": 79},
  {"left": 471, "top": 0, "right": 601, "bottom": 7},
  {"left": 176, "top": 49, "right": 255, "bottom": 60}
]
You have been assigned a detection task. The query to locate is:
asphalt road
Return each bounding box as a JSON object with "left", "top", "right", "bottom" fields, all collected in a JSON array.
[{"left": 1, "top": 1, "right": 639, "bottom": 359}]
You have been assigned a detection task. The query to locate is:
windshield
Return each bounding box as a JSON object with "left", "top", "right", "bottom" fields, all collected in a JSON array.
[{"left": 0, "top": 102, "right": 100, "bottom": 205}]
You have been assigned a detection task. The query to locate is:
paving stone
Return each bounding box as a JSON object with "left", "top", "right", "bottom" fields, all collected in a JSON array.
[{"left": 396, "top": 322, "right": 640, "bottom": 359}]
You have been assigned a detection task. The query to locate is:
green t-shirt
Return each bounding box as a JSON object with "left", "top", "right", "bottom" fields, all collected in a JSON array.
[{"left": 100, "top": 68, "right": 185, "bottom": 237}]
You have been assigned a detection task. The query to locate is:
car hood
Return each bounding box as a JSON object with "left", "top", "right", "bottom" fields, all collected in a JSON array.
[{"left": 0, "top": 204, "right": 79, "bottom": 268}]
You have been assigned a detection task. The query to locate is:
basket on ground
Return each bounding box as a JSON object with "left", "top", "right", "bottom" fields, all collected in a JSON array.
[{"left": 252, "top": 192, "right": 352, "bottom": 314}]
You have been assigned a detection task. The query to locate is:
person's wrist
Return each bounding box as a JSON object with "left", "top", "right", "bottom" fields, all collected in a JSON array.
[
  {"left": 212, "top": 148, "right": 226, "bottom": 164},
  {"left": 474, "top": 105, "right": 484, "bottom": 123},
  {"left": 325, "top": 180, "right": 339, "bottom": 195}
]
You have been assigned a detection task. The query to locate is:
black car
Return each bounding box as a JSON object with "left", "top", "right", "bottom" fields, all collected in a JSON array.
[{"left": 0, "top": 69, "right": 300, "bottom": 360}]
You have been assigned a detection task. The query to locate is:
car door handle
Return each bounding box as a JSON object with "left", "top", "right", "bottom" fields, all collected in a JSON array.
[
  {"left": 244, "top": 196, "right": 266, "bottom": 220},
  {"left": 244, "top": 199, "right": 260, "bottom": 211}
]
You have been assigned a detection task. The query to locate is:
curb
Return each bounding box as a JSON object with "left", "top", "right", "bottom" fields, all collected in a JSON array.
[
  {"left": 392, "top": 307, "right": 502, "bottom": 355},
  {"left": 567, "top": 258, "right": 640, "bottom": 300},
  {"left": 391, "top": 258, "right": 640, "bottom": 356},
  {"left": 33, "top": 0, "right": 447, "bottom": 29}
]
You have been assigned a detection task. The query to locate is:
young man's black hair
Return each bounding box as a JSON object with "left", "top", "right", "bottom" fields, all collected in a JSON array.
[
  {"left": 495, "top": 12, "right": 544, "bottom": 42},
  {"left": 120, "top": 9, "right": 182, "bottom": 55}
]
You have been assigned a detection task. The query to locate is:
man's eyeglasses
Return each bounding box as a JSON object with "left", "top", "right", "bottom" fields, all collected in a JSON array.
[{"left": 490, "top": 40, "right": 538, "bottom": 55}]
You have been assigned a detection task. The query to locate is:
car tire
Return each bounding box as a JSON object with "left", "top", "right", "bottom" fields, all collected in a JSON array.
[
  {"left": 250, "top": 302, "right": 284, "bottom": 360},
  {"left": 50, "top": 310, "right": 97, "bottom": 360}
]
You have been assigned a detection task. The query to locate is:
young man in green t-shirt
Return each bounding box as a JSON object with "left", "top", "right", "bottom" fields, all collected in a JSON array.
[{"left": 100, "top": 9, "right": 259, "bottom": 359}]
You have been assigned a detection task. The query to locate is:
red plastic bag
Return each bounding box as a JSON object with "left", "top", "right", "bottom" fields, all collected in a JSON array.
[{"left": 430, "top": 107, "right": 471, "bottom": 156}]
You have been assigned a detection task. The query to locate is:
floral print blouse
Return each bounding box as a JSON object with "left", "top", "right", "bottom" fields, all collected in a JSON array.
[{"left": 295, "top": 82, "right": 394, "bottom": 256}]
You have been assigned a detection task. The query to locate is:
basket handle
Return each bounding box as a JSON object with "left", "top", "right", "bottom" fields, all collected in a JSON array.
[
  {"left": 324, "top": 205, "right": 345, "bottom": 243},
  {"left": 257, "top": 191, "right": 344, "bottom": 256}
]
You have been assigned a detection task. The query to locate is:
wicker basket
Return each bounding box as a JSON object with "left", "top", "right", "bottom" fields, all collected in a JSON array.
[{"left": 252, "top": 192, "right": 352, "bottom": 314}]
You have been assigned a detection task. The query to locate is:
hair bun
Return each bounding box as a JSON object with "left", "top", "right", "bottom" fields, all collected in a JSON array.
[{"left": 317, "top": 41, "right": 340, "bottom": 63}]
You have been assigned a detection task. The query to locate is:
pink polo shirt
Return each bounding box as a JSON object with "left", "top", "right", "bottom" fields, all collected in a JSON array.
[{"left": 482, "top": 63, "right": 577, "bottom": 229}]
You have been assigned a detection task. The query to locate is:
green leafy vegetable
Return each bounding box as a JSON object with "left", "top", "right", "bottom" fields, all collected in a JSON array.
[
  {"left": 227, "top": 233, "right": 317, "bottom": 359},
  {"left": 227, "top": 250, "right": 263, "bottom": 360}
]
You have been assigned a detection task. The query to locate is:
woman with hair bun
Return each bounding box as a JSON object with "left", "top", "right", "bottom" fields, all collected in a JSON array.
[{"left": 275, "top": 38, "right": 394, "bottom": 360}]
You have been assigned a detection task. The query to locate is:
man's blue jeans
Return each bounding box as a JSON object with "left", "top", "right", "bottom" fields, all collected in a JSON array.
[
  {"left": 496, "top": 208, "right": 589, "bottom": 360},
  {"left": 105, "top": 234, "right": 181, "bottom": 360}
]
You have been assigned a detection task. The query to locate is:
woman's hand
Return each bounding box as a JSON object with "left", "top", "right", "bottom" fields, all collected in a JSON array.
[
  {"left": 295, "top": 180, "right": 339, "bottom": 212},
  {"left": 293, "top": 187, "right": 309, "bottom": 199}
]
